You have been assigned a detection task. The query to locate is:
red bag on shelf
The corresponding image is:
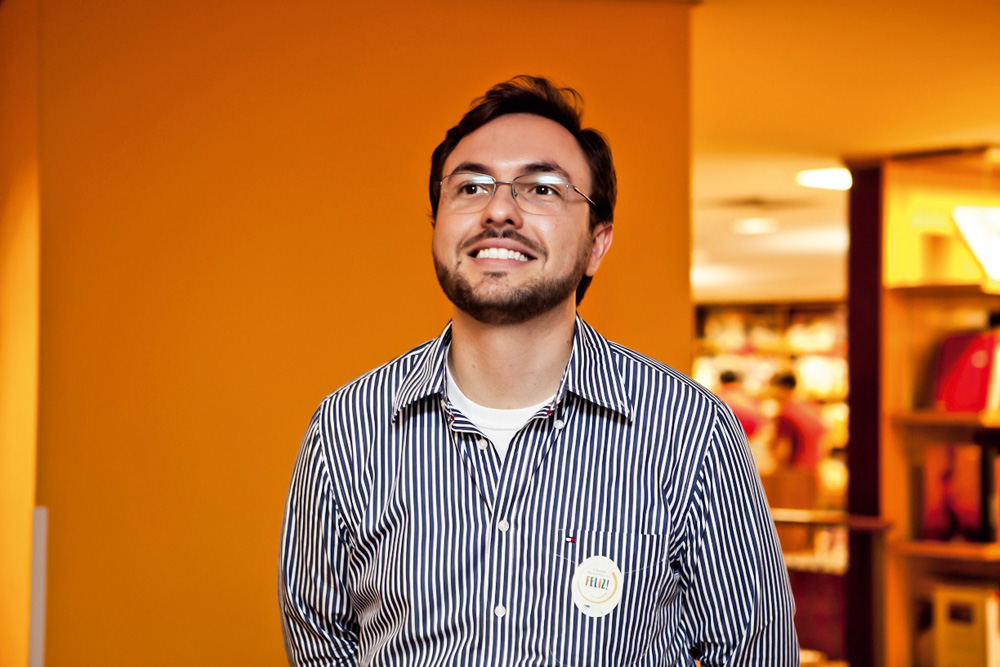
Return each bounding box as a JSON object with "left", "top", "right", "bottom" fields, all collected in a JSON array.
[{"left": 933, "top": 331, "right": 999, "bottom": 413}]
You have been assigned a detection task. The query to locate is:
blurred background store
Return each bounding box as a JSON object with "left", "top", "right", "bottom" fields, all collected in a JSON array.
[{"left": 691, "top": 2, "right": 1000, "bottom": 665}]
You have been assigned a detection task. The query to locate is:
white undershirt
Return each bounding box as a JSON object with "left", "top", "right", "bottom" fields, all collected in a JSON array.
[{"left": 445, "top": 364, "right": 554, "bottom": 460}]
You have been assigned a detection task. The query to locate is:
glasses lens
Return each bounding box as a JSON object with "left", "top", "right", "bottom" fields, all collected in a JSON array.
[
  {"left": 513, "top": 174, "right": 570, "bottom": 214},
  {"left": 440, "top": 173, "right": 496, "bottom": 212},
  {"left": 514, "top": 174, "right": 572, "bottom": 215}
]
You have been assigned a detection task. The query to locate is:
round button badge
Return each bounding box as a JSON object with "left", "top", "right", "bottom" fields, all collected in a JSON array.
[{"left": 571, "top": 555, "right": 624, "bottom": 618}]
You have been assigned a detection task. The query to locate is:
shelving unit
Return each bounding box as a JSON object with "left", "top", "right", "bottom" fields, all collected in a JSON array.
[
  {"left": 692, "top": 300, "right": 850, "bottom": 479},
  {"left": 896, "top": 541, "right": 1000, "bottom": 562},
  {"left": 891, "top": 410, "right": 1000, "bottom": 428},
  {"left": 848, "top": 147, "right": 1000, "bottom": 667},
  {"left": 693, "top": 301, "right": 848, "bottom": 404},
  {"left": 694, "top": 301, "right": 852, "bottom": 662}
]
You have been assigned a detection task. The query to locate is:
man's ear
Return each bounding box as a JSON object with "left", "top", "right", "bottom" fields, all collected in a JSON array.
[{"left": 585, "top": 222, "right": 614, "bottom": 276}]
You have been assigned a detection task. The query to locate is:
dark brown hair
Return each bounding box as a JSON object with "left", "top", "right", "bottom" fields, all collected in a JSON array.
[{"left": 429, "top": 76, "right": 617, "bottom": 304}]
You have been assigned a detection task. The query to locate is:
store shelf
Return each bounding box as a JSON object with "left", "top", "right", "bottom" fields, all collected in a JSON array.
[
  {"left": 885, "top": 283, "right": 1000, "bottom": 298},
  {"left": 783, "top": 549, "right": 848, "bottom": 575},
  {"left": 771, "top": 508, "right": 891, "bottom": 532},
  {"left": 890, "top": 410, "right": 1000, "bottom": 428},
  {"left": 896, "top": 540, "right": 1000, "bottom": 562},
  {"left": 693, "top": 301, "right": 849, "bottom": 416}
]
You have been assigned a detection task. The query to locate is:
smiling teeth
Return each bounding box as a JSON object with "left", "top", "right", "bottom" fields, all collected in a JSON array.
[{"left": 476, "top": 248, "right": 529, "bottom": 262}]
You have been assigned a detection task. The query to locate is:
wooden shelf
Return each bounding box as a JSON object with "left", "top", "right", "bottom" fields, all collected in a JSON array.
[
  {"left": 782, "top": 549, "right": 849, "bottom": 575},
  {"left": 771, "top": 508, "right": 892, "bottom": 532},
  {"left": 896, "top": 540, "right": 1000, "bottom": 562},
  {"left": 890, "top": 410, "right": 1000, "bottom": 428},
  {"left": 885, "top": 283, "right": 1000, "bottom": 298},
  {"left": 694, "top": 340, "right": 844, "bottom": 357}
]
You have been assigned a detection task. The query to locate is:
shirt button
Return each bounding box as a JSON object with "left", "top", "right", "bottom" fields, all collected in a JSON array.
[
  {"left": 553, "top": 419, "right": 565, "bottom": 430},
  {"left": 477, "top": 438, "right": 488, "bottom": 451},
  {"left": 497, "top": 519, "right": 510, "bottom": 532},
  {"left": 494, "top": 604, "right": 507, "bottom": 618}
]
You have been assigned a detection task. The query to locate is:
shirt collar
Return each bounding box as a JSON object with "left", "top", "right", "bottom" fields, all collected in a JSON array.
[
  {"left": 560, "top": 316, "right": 634, "bottom": 421},
  {"left": 391, "top": 323, "right": 452, "bottom": 421},
  {"left": 391, "top": 316, "right": 633, "bottom": 422}
]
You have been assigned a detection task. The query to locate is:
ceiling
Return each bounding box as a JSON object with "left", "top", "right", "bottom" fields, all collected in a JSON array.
[{"left": 690, "top": 0, "right": 1000, "bottom": 303}]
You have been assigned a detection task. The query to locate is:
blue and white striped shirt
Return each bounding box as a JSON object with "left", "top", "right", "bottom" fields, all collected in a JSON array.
[{"left": 279, "top": 317, "right": 799, "bottom": 666}]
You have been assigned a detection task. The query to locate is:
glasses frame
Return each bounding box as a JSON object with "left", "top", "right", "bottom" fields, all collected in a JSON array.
[{"left": 438, "top": 171, "right": 598, "bottom": 215}]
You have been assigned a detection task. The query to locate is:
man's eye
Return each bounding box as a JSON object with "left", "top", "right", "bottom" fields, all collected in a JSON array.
[
  {"left": 528, "top": 182, "right": 564, "bottom": 197},
  {"left": 453, "top": 181, "right": 491, "bottom": 197}
]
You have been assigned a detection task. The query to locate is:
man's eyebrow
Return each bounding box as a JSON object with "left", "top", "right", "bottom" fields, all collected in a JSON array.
[
  {"left": 446, "top": 161, "right": 573, "bottom": 181},
  {"left": 447, "top": 162, "right": 491, "bottom": 176},
  {"left": 520, "top": 162, "right": 572, "bottom": 181}
]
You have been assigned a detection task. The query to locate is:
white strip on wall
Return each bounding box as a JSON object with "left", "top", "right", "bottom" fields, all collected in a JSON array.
[{"left": 29, "top": 506, "right": 47, "bottom": 667}]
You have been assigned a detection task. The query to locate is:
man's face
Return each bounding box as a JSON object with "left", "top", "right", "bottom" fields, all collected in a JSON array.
[{"left": 432, "top": 113, "right": 612, "bottom": 325}]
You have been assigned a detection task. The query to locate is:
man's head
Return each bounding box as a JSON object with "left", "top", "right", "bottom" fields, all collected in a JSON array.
[{"left": 430, "top": 76, "right": 616, "bottom": 310}]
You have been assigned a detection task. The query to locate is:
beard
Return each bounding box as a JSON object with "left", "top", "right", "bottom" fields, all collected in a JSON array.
[{"left": 434, "top": 229, "right": 590, "bottom": 326}]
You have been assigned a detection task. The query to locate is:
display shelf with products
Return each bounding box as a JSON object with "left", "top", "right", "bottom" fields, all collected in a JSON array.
[
  {"left": 693, "top": 301, "right": 850, "bottom": 506},
  {"left": 695, "top": 301, "right": 854, "bottom": 662},
  {"left": 693, "top": 302, "right": 849, "bottom": 404},
  {"left": 848, "top": 146, "right": 1000, "bottom": 667},
  {"left": 694, "top": 301, "right": 851, "bottom": 522}
]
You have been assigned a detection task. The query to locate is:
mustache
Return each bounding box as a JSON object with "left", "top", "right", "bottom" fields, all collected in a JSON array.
[{"left": 458, "top": 228, "right": 546, "bottom": 258}]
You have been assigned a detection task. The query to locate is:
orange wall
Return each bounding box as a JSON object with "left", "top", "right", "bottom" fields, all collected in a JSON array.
[
  {"left": 34, "top": 1, "right": 691, "bottom": 664},
  {"left": 0, "top": 0, "right": 40, "bottom": 665}
]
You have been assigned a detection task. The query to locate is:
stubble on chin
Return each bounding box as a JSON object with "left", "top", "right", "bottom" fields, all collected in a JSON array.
[{"left": 432, "top": 250, "right": 588, "bottom": 326}]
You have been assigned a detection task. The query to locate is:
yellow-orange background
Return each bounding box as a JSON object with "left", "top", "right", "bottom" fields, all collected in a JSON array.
[{"left": 1, "top": 1, "right": 692, "bottom": 664}]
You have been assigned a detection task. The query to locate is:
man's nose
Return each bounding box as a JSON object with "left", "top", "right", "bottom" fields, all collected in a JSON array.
[{"left": 481, "top": 182, "right": 523, "bottom": 227}]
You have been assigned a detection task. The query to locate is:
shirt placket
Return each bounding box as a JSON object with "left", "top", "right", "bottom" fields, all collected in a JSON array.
[
  {"left": 485, "top": 400, "right": 573, "bottom": 666},
  {"left": 443, "top": 397, "right": 502, "bottom": 511},
  {"left": 441, "top": 397, "right": 508, "bottom": 664}
]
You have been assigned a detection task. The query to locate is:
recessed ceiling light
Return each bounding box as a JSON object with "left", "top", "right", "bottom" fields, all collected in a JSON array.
[
  {"left": 796, "top": 168, "right": 852, "bottom": 190},
  {"left": 732, "top": 217, "right": 779, "bottom": 235}
]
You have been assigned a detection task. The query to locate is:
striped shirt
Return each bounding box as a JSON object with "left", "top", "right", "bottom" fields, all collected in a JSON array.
[{"left": 278, "top": 317, "right": 799, "bottom": 666}]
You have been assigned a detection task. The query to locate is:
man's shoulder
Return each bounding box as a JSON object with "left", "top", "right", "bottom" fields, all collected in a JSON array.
[
  {"left": 602, "top": 336, "right": 712, "bottom": 393},
  {"left": 591, "top": 331, "right": 727, "bottom": 414},
  {"left": 318, "top": 335, "right": 441, "bottom": 411}
]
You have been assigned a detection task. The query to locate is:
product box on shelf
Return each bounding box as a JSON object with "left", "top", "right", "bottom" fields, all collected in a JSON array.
[
  {"left": 920, "top": 440, "right": 999, "bottom": 543},
  {"left": 932, "top": 580, "right": 1000, "bottom": 667}
]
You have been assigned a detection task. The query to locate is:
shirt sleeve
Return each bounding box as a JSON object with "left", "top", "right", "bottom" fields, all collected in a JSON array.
[
  {"left": 278, "top": 408, "right": 360, "bottom": 666},
  {"left": 679, "top": 403, "right": 800, "bottom": 666}
]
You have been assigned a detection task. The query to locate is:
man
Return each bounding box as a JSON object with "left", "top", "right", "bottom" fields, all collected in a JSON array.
[{"left": 279, "top": 76, "right": 799, "bottom": 666}]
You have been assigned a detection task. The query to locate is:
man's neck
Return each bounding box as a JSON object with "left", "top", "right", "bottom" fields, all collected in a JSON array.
[{"left": 448, "top": 302, "right": 577, "bottom": 409}]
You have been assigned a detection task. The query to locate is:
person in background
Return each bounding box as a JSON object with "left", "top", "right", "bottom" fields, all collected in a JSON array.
[
  {"left": 278, "top": 75, "right": 798, "bottom": 666},
  {"left": 716, "top": 370, "right": 766, "bottom": 438},
  {"left": 716, "top": 369, "right": 775, "bottom": 475},
  {"left": 769, "top": 371, "right": 826, "bottom": 471}
]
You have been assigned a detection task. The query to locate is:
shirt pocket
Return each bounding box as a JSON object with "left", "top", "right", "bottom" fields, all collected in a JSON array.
[{"left": 545, "top": 528, "right": 682, "bottom": 667}]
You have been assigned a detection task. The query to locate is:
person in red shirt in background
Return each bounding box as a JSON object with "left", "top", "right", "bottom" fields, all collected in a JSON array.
[
  {"left": 769, "top": 371, "right": 827, "bottom": 471},
  {"left": 716, "top": 370, "right": 776, "bottom": 475},
  {"left": 716, "top": 370, "right": 766, "bottom": 438}
]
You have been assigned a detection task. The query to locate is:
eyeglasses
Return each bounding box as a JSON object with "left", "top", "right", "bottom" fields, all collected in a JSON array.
[{"left": 438, "top": 172, "right": 597, "bottom": 215}]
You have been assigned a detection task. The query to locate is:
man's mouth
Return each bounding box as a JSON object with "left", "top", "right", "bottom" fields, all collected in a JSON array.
[{"left": 474, "top": 247, "right": 531, "bottom": 262}]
